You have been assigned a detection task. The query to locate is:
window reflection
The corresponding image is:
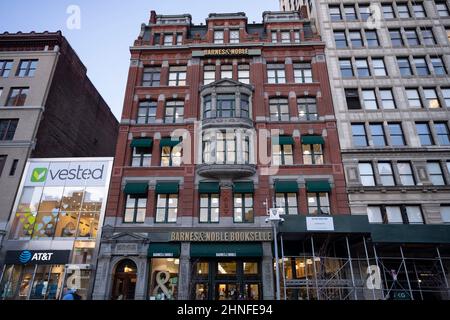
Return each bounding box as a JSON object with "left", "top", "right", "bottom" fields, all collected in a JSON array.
[{"left": 217, "top": 262, "right": 237, "bottom": 275}]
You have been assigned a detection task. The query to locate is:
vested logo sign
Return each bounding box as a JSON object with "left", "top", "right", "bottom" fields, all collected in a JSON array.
[
  {"left": 19, "top": 250, "right": 32, "bottom": 263},
  {"left": 31, "top": 168, "right": 48, "bottom": 182}
]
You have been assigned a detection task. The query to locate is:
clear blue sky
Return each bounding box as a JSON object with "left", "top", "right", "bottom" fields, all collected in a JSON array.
[{"left": 0, "top": 0, "right": 279, "bottom": 120}]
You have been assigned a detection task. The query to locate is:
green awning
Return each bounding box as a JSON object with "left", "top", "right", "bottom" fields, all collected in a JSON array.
[
  {"left": 155, "top": 182, "right": 179, "bottom": 194},
  {"left": 190, "top": 243, "right": 263, "bottom": 257},
  {"left": 148, "top": 243, "right": 180, "bottom": 257},
  {"left": 199, "top": 182, "right": 220, "bottom": 194},
  {"left": 159, "top": 138, "right": 182, "bottom": 148},
  {"left": 233, "top": 182, "right": 254, "bottom": 193},
  {"left": 306, "top": 181, "right": 331, "bottom": 193},
  {"left": 272, "top": 136, "right": 295, "bottom": 145},
  {"left": 130, "top": 138, "right": 153, "bottom": 148},
  {"left": 124, "top": 183, "right": 148, "bottom": 194},
  {"left": 274, "top": 181, "right": 298, "bottom": 193},
  {"left": 301, "top": 135, "right": 325, "bottom": 145}
]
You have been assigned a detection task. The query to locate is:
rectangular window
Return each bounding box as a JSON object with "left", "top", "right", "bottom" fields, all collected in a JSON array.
[
  {"left": 441, "top": 205, "right": 450, "bottom": 223},
  {"left": 360, "top": 5, "right": 371, "bottom": 20},
  {"left": 378, "top": 162, "right": 395, "bottom": 186},
  {"left": 238, "top": 64, "right": 250, "bottom": 84},
  {"left": 436, "top": 2, "right": 450, "bottom": 17},
  {"left": 137, "top": 101, "right": 157, "bottom": 124},
  {"left": 302, "top": 144, "right": 323, "bottom": 165},
  {"left": 421, "top": 29, "right": 435, "bottom": 45},
  {"left": 270, "top": 98, "right": 289, "bottom": 121},
  {"left": 380, "top": 89, "right": 396, "bottom": 109},
  {"left": 427, "top": 162, "right": 445, "bottom": 185},
  {"left": 0, "top": 155, "right": 6, "bottom": 177},
  {"left": 230, "top": 30, "right": 240, "bottom": 44},
  {"left": 390, "top": 29, "right": 404, "bottom": 46},
  {"left": 271, "top": 32, "right": 278, "bottom": 43},
  {"left": 161, "top": 144, "right": 182, "bottom": 167},
  {"left": 6, "top": 87, "right": 29, "bottom": 106},
  {"left": 142, "top": 67, "right": 161, "bottom": 87},
  {"left": 365, "top": 30, "right": 379, "bottom": 47},
  {"left": 359, "top": 162, "right": 375, "bottom": 186},
  {"left": 383, "top": 4, "right": 395, "bottom": 19},
  {"left": 334, "top": 31, "right": 348, "bottom": 48},
  {"left": 413, "top": 3, "right": 426, "bottom": 17},
  {"left": 163, "top": 34, "right": 173, "bottom": 46},
  {"left": 344, "top": 5, "right": 357, "bottom": 20},
  {"left": 443, "top": 88, "right": 450, "bottom": 107},
  {"left": 165, "top": 101, "right": 184, "bottom": 124},
  {"left": 431, "top": 57, "right": 446, "bottom": 75},
  {"left": 329, "top": 5, "right": 342, "bottom": 21},
  {"left": 221, "top": 65, "right": 233, "bottom": 79},
  {"left": 386, "top": 206, "right": 403, "bottom": 224},
  {"left": 370, "top": 123, "right": 386, "bottom": 146},
  {"left": 434, "top": 122, "right": 450, "bottom": 145},
  {"left": 176, "top": 34, "right": 183, "bottom": 45},
  {"left": 281, "top": 31, "right": 291, "bottom": 43},
  {"left": 406, "top": 206, "right": 425, "bottom": 224},
  {"left": 388, "top": 123, "right": 405, "bottom": 146},
  {"left": 0, "top": 60, "right": 13, "bottom": 78},
  {"left": 214, "top": 31, "right": 224, "bottom": 44},
  {"left": 267, "top": 64, "right": 286, "bottom": 84},
  {"left": 397, "top": 3, "right": 411, "bottom": 18},
  {"left": 216, "top": 132, "right": 237, "bottom": 164},
  {"left": 423, "top": 88, "right": 440, "bottom": 108},
  {"left": 367, "top": 206, "right": 383, "bottom": 223},
  {"left": 352, "top": 123, "right": 368, "bottom": 146},
  {"left": 405, "top": 29, "right": 419, "bottom": 46},
  {"left": 131, "top": 144, "right": 152, "bottom": 167},
  {"left": 124, "top": 195, "right": 147, "bottom": 223},
  {"left": 349, "top": 31, "right": 363, "bottom": 47},
  {"left": 362, "top": 89, "right": 378, "bottom": 110},
  {"left": 276, "top": 193, "right": 298, "bottom": 215},
  {"left": 0, "top": 119, "right": 18, "bottom": 141},
  {"left": 397, "top": 162, "right": 415, "bottom": 185},
  {"left": 416, "top": 123, "right": 434, "bottom": 145},
  {"left": 297, "top": 98, "right": 318, "bottom": 120},
  {"left": 294, "top": 31, "right": 301, "bottom": 43},
  {"left": 156, "top": 194, "right": 178, "bottom": 223},
  {"left": 346, "top": 89, "right": 361, "bottom": 109},
  {"left": 413, "top": 57, "right": 430, "bottom": 75},
  {"left": 9, "top": 159, "right": 18, "bottom": 176},
  {"left": 372, "top": 58, "right": 387, "bottom": 76},
  {"left": 406, "top": 89, "right": 422, "bottom": 108},
  {"left": 307, "top": 193, "right": 330, "bottom": 215},
  {"left": 339, "top": 59, "right": 353, "bottom": 78},
  {"left": 199, "top": 194, "right": 219, "bottom": 223},
  {"left": 217, "top": 94, "right": 236, "bottom": 117},
  {"left": 293, "top": 63, "right": 313, "bottom": 83},
  {"left": 168, "top": 66, "right": 187, "bottom": 86},
  {"left": 272, "top": 144, "right": 294, "bottom": 165},
  {"left": 356, "top": 59, "right": 370, "bottom": 77},
  {"left": 234, "top": 193, "right": 253, "bottom": 223},
  {"left": 203, "top": 65, "right": 216, "bottom": 85},
  {"left": 398, "top": 57, "right": 412, "bottom": 76},
  {"left": 16, "top": 60, "right": 38, "bottom": 77}
]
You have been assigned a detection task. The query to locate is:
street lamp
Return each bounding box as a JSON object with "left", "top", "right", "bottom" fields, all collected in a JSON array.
[{"left": 264, "top": 199, "right": 284, "bottom": 301}]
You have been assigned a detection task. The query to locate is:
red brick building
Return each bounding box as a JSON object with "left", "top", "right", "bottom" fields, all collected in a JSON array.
[{"left": 93, "top": 10, "right": 349, "bottom": 301}]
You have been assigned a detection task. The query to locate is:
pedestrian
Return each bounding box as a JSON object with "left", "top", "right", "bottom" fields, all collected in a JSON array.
[{"left": 62, "top": 288, "right": 81, "bottom": 300}]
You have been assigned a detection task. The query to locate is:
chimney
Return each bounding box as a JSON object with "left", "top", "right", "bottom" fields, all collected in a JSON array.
[
  {"left": 299, "top": 5, "right": 308, "bottom": 19},
  {"left": 150, "top": 10, "right": 157, "bottom": 24}
]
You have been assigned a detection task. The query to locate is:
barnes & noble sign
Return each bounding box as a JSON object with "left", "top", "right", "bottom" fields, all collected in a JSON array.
[
  {"left": 192, "top": 48, "right": 261, "bottom": 57},
  {"left": 170, "top": 231, "right": 272, "bottom": 242}
]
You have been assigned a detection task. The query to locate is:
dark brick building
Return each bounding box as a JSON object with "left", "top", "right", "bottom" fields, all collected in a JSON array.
[{"left": 93, "top": 10, "right": 349, "bottom": 300}]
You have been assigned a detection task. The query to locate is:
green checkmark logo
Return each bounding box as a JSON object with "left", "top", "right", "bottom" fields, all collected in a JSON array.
[{"left": 31, "top": 168, "right": 48, "bottom": 183}]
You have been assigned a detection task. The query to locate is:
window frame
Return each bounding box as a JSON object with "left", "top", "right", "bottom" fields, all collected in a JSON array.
[
  {"left": 233, "top": 193, "right": 254, "bottom": 223},
  {"left": 155, "top": 194, "right": 178, "bottom": 223},
  {"left": 199, "top": 193, "right": 220, "bottom": 223},
  {"left": 124, "top": 194, "right": 147, "bottom": 223}
]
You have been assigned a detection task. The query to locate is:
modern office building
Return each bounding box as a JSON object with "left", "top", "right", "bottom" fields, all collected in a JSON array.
[
  {"left": 93, "top": 10, "right": 349, "bottom": 300},
  {"left": 280, "top": 0, "right": 450, "bottom": 300},
  {"left": 0, "top": 157, "right": 113, "bottom": 300},
  {"left": 0, "top": 31, "right": 118, "bottom": 249}
]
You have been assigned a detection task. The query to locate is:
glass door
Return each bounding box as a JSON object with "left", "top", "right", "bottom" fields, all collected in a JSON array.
[{"left": 215, "top": 283, "right": 239, "bottom": 300}]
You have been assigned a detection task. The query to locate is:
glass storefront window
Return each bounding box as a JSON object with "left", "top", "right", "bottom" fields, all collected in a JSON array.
[
  {"left": 149, "top": 259, "right": 179, "bottom": 300},
  {"left": 217, "top": 262, "right": 237, "bottom": 275},
  {"left": 77, "top": 212, "right": 99, "bottom": 238},
  {"left": 195, "top": 283, "right": 208, "bottom": 300},
  {"left": 54, "top": 211, "right": 79, "bottom": 238},
  {"left": 32, "top": 187, "right": 63, "bottom": 239},
  {"left": 243, "top": 284, "right": 259, "bottom": 300},
  {"left": 17, "top": 187, "right": 43, "bottom": 213},
  {"left": 10, "top": 187, "right": 43, "bottom": 239},
  {"left": 81, "top": 187, "right": 104, "bottom": 212},
  {"left": 61, "top": 187, "right": 84, "bottom": 211},
  {"left": 0, "top": 265, "right": 21, "bottom": 299},
  {"left": 243, "top": 262, "right": 258, "bottom": 274},
  {"left": 196, "top": 262, "right": 209, "bottom": 276},
  {"left": 72, "top": 241, "right": 96, "bottom": 264},
  {"left": 29, "top": 265, "right": 64, "bottom": 300},
  {"left": 18, "top": 266, "right": 34, "bottom": 300},
  {"left": 62, "top": 269, "right": 91, "bottom": 300}
]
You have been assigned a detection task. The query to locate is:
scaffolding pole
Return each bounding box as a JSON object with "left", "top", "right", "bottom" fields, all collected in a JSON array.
[
  {"left": 310, "top": 236, "right": 320, "bottom": 300},
  {"left": 436, "top": 247, "right": 450, "bottom": 298},
  {"left": 345, "top": 236, "right": 358, "bottom": 300},
  {"left": 280, "top": 234, "right": 287, "bottom": 300},
  {"left": 363, "top": 236, "right": 376, "bottom": 300},
  {"left": 399, "top": 246, "right": 414, "bottom": 300},
  {"left": 412, "top": 261, "right": 423, "bottom": 301},
  {"left": 373, "top": 245, "right": 386, "bottom": 300}
]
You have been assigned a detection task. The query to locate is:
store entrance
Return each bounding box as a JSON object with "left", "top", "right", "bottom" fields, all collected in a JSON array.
[
  {"left": 191, "top": 259, "right": 261, "bottom": 300},
  {"left": 112, "top": 259, "right": 137, "bottom": 300}
]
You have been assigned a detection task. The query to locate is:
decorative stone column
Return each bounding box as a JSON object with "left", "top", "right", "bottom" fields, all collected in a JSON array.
[
  {"left": 177, "top": 242, "right": 191, "bottom": 300},
  {"left": 262, "top": 242, "right": 275, "bottom": 300},
  {"left": 134, "top": 254, "right": 149, "bottom": 300}
]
